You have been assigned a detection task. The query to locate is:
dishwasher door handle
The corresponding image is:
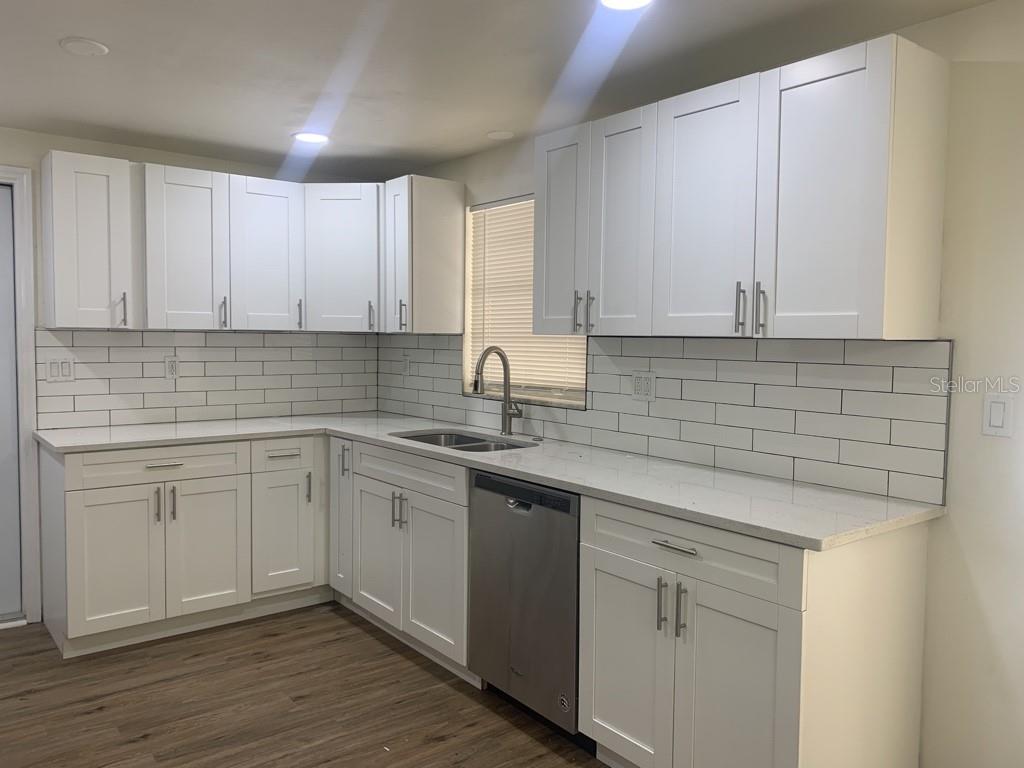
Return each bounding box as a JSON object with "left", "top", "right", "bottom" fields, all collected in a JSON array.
[{"left": 505, "top": 497, "right": 533, "bottom": 512}]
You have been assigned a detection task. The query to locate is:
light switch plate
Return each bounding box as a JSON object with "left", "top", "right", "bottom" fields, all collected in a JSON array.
[
  {"left": 45, "top": 358, "right": 75, "bottom": 383},
  {"left": 631, "top": 371, "right": 656, "bottom": 402},
  {"left": 983, "top": 393, "right": 1014, "bottom": 437}
]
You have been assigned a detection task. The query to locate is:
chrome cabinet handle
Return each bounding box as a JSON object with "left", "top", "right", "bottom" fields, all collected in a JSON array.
[
  {"left": 585, "top": 290, "right": 595, "bottom": 333},
  {"left": 675, "top": 583, "right": 688, "bottom": 638},
  {"left": 170, "top": 485, "right": 177, "bottom": 521},
  {"left": 145, "top": 461, "right": 184, "bottom": 470},
  {"left": 340, "top": 445, "right": 349, "bottom": 476},
  {"left": 220, "top": 296, "right": 228, "bottom": 328},
  {"left": 398, "top": 299, "right": 408, "bottom": 331},
  {"left": 155, "top": 487, "right": 162, "bottom": 523},
  {"left": 120, "top": 291, "right": 128, "bottom": 327},
  {"left": 368, "top": 300, "right": 375, "bottom": 331},
  {"left": 397, "top": 494, "right": 407, "bottom": 529},
  {"left": 391, "top": 491, "right": 398, "bottom": 528},
  {"left": 656, "top": 576, "right": 667, "bottom": 631},
  {"left": 754, "top": 281, "right": 767, "bottom": 336},
  {"left": 652, "top": 539, "right": 699, "bottom": 558},
  {"left": 572, "top": 290, "right": 583, "bottom": 333},
  {"left": 297, "top": 299, "right": 304, "bottom": 329},
  {"left": 266, "top": 450, "right": 301, "bottom": 459},
  {"left": 306, "top": 471, "right": 312, "bottom": 503},
  {"left": 734, "top": 281, "right": 747, "bottom": 334}
]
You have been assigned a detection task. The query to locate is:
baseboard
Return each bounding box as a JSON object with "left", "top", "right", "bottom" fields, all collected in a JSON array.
[
  {"left": 57, "top": 586, "right": 334, "bottom": 659},
  {"left": 595, "top": 745, "right": 641, "bottom": 768}
]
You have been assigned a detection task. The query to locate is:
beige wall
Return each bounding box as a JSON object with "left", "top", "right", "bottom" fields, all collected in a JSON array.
[{"left": 422, "top": 136, "right": 532, "bottom": 206}]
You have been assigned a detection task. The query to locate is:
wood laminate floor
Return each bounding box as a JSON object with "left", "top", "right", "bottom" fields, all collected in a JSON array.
[{"left": 0, "top": 604, "right": 603, "bottom": 768}]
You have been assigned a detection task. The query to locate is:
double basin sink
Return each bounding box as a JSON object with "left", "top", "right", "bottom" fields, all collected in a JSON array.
[{"left": 391, "top": 429, "right": 537, "bottom": 453}]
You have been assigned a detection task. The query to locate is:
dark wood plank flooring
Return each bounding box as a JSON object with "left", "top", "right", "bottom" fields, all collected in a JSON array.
[{"left": 0, "top": 604, "right": 602, "bottom": 768}]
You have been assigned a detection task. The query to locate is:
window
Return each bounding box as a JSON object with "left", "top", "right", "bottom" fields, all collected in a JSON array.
[{"left": 463, "top": 198, "right": 587, "bottom": 408}]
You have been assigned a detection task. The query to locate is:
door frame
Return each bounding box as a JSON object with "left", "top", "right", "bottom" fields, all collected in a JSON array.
[{"left": 0, "top": 165, "right": 39, "bottom": 622}]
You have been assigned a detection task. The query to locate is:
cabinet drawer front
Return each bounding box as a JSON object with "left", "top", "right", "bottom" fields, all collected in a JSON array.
[
  {"left": 353, "top": 443, "right": 468, "bottom": 506},
  {"left": 582, "top": 497, "right": 804, "bottom": 608},
  {"left": 65, "top": 442, "right": 250, "bottom": 490},
  {"left": 251, "top": 436, "right": 315, "bottom": 472}
]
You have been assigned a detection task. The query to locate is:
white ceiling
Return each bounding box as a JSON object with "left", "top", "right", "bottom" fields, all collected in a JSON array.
[{"left": 0, "top": 0, "right": 992, "bottom": 180}]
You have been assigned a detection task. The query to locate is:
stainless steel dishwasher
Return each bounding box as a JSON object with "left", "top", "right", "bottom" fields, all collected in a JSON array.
[{"left": 468, "top": 471, "right": 580, "bottom": 733}]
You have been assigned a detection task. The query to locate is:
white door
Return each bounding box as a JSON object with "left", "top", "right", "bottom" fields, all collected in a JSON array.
[
  {"left": 165, "top": 476, "right": 252, "bottom": 618},
  {"left": 44, "top": 151, "right": 137, "bottom": 328},
  {"left": 676, "top": 580, "right": 802, "bottom": 768},
  {"left": 579, "top": 545, "right": 676, "bottom": 768},
  {"left": 66, "top": 484, "right": 165, "bottom": 637},
  {"left": 755, "top": 38, "right": 894, "bottom": 338},
  {"left": 400, "top": 489, "right": 467, "bottom": 664},
  {"left": 229, "top": 176, "right": 306, "bottom": 330},
  {"left": 352, "top": 474, "right": 403, "bottom": 628},
  {"left": 383, "top": 177, "right": 410, "bottom": 333},
  {"left": 589, "top": 106, "right": 656, "bottom": 335},
  {"left": 145, "top": 165, "right": 230, "bottom": 330},
  {"left": 306, "top": 183, "right": 380, "bottom": 332},
  {"left": 533, "top": 124, "right": 589, "bottom": 335},
  {"left": 251, "top": 469, "right": 315, "bottom": 594},
  {"left": 0, "top": 185, "right": 20, "bottom": 618},
  {"left": 328, "top": 439, "right": 354, "bottom": 597},
  {"left": 653, "top": 75, "right": 759, "bottom": 336}
]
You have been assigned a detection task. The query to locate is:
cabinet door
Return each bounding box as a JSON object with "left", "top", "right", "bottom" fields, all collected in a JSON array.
[
  {"left": 533, "top": 125, "right": 589, "bottom": 335},
  {"left": 229, "top": 176, "right": 306, "bottom": 330},
  {"left": 755, "top": 39, "right": 894, "bottom": 338},
  {"left": 383, "top": 177, "right": 411, "bottom": 333},
  {"left": 66, "top": 484, "right": 165, "bottom": 637},
  {"left": 145, "top": 165, "right": 230, "bottom": 330},
  {"left": 589, "top": 106, "right": 656, "bottom": 335},
  {"left": 653, "top": 76, "right": 759, "bottom": 336},
  {"left": 579, "top": 545, "right": 676, "bottom": 768},
  {"left": 251, "top": 468, "right": 315, "bottom": 594},
  {"left": 674, "top": 580, "right": 802, "bottom": 768},
  {"left": 43, "top": 151, "right": 137, "bottom": 328},
  {"left": 400, "top": 489, "right": 467, "bottom": 664},
  {"left": 165, "top": 476, "right": 252, "bottom": 618},
  {"left": 329, "top": 439, "right": 354, "bottom": 597},
  {"left": 352, "top": 474, "right": 403, "bottom": 628},
  {"left": 306, "top": 183, "right": 380, "bottom": 332}
]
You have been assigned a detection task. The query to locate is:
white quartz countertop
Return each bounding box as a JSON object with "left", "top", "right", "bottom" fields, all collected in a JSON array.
[{"left": 35, "top": 413, "right": 944, "bottom": 551}]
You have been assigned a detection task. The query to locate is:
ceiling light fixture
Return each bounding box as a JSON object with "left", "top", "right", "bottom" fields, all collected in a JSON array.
[
  {"left": 292, "top": 132, "right": 330, "bottom": 145},
  {"left": 600, "top": 0, "right": 653, "bottom": 9},
  {"left": 58, "top": 37, "right": 110, "bottom": 56},
  {"left": 486, "top": 130, "right": 516, "bottom": 141}
]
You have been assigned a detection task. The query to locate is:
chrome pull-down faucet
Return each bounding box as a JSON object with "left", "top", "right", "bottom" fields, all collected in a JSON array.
[{"left": 471, "top": 346, "right": 523, "bottom": 436}]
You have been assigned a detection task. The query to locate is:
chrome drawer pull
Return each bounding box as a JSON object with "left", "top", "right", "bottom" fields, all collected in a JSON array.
[
  {"left": 266, "top": 450, "right": 302, "bottom": 459},
  {"left": 652, "top": 539, "right": 699, "bottom": 558},
  {"left": 145, "top": 461, "right": 185, "bottom": 470},
  {"left": 154, "top": 487, "right": 162, "bottom": 523},
  {"left": 676, "top": 583, "right": 688, "bottom": 638},
  {"left": 656, "top": 576, "right": 667, "bottom": 631}
]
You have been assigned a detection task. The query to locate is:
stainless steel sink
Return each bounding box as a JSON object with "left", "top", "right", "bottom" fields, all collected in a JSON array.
[{"left": 390, "top": 429, "right": 537, "bottom": 452}]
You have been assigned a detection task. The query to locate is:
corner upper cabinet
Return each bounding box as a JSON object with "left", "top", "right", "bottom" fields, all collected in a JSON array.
[
  {"left": 305, "top": 183, "right": 380, "bottom": 332},
  {"left": 754, "top": 35, "right": 949, "bottom": 339},
  {"left": 588, "top": 106, "right": 657, "bottom": 336},
  {"left": 381, "top": 175, "right": 465, "bottom": 334},
  {"left": 533, "top": 125, "right": 589, "bottom": 336},
  {"left": 40, "top": 151, "right": 141, "bottom": 329},
  {"left": 653, "top": 75, "right": 760, "bottom": 336},
  {"left": 229, "top": 176, "right": 306, "bottom": 331},
  {"left": 145, "top": 165, "right": 231, "bottom": 330}
]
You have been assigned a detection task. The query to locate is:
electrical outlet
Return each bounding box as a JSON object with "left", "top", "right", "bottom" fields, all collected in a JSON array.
[
  {"left": 631, "top": 371, "right": 656, "bottom": 402},
  {"left": 164, "top": 355, "right": 179, "bottom": 380},
  {"left": 400, "top": 352, "right": 411, "bottom": 375}
]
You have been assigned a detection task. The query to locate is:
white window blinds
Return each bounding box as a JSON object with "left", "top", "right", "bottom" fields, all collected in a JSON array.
[{"left": 463, "top": 199, "right": 587, "bottom": 408}]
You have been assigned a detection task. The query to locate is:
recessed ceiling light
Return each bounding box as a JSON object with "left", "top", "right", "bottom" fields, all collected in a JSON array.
[
  {"left": 58, "top": 37, "right": 110, "bottom": 56},
  {"left": 600, "top": 0, "right": 653, "bottom": 9},
  {"left": 292, "top": 132, "right": 330, "bottom": 145},
  {"left": 487, "top": 130, "right": 516, "bottom": 141}
]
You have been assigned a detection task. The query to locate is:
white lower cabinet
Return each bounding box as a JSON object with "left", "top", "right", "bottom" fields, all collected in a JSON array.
[
  {"left": 352, "top": 474, "right": 403, "bottom": 626},
  {"left": 329, "top": 438, "right": 354, "bottom": 597},
  {"left": 251, "top": 468, "right": 316, "bottom": 594}
]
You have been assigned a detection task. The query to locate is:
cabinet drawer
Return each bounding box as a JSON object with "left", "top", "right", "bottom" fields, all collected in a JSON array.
[
  {"left": 353, "top": 442, "right": 468, "bottom": 506},
  {"left": 582, "top": 497, "right": 805, "bottom": 609},
  {"left": 251, "top": 437, "right": 316, "bottom": 473},
  {"left": 64, "top": 442, "right": 250, "bottom": 490}
]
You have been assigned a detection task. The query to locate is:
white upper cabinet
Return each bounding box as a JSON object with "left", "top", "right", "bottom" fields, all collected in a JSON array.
[
  {"left": 306, "top": 183, "right": 380, "bottom": 332},
  {"left": 381, "top": 175, "right": 465, "bottom": 334},
  {"left": 588, "top": 106, "right": 657, "bottom": 336},
  {"left": 653, "top": 75, "right": 759, "bottom": 336},
  {"left": 755, "top": 36, "right": 948, "bottom": 339},
  {"left": 145, "top": 165, "right": 231, "bottom": 330},
  {"left": 41, "top": 151, "right": 141, "bottom": 329},
  {"left": 229, "top": 176, "right": 306, "bottom": 331},
  {"left": 533, "top": 125, "right": 590, "bottom": 335}
]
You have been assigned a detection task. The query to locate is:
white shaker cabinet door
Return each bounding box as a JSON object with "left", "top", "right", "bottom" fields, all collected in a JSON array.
[
  {"left": 383, "top": 177, "right": 411, "bottom": 333},
  {"left": 164, "top": 475, "right": 252, "bottom": 618},
  {"left": 65, "top": 484, "right": 165, "bottom": 637},
  {"left": 251, "top": 468, "right": 316, "bottom": 594},
  {"left": 589, "top": 106, "right": 656, "bottom": 336},
  {"left": 579, "top": 544, "right": 676, "bottom": 768},
  {"left": 352, "top": 474, "right": 403, "bottom": 629},
  {"left": 653, "top": 75, "right": 759, "bottom": 336},
  {"left": 306, "top": 183, "right": 380, "bottom": 332},
  {"left": 533, "top": 124, "right": 590, "bottom": 335},
  {"left": 42, "top": 151, "right": 138, "bottom": 329},
  {"left": 329, "top": 439, "right": 354, "bottom": 597},
  {"left": 145, "top": 164, "right": 231, "bottom": 330},
  {"left": 229, "top": 175, "right": 306, "bottom": 330},
  {"left": 755, "top": 39, "right": 894, "bottom": 339}
]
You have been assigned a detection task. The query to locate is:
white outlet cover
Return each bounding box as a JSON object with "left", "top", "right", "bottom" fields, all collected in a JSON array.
[
  {"left": 631, "top": 371, "right": 656, "bottom": 402},
  {"left": 164, "top": 355, "right": 179, "bottom": 380},
  {"left": 400, "top": 353, "right": 411, "bottom": 375}
]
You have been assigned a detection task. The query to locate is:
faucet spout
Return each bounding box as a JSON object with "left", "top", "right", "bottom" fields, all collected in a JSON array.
[{"left": 473, "top": 346, "right": 521, "bottom": 436}]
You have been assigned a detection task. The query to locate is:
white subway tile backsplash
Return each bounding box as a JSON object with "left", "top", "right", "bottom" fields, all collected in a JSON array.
[
  {"left": 650, "top": 357, "right": 717, "bottom": 380},
  {"left": 756, "top": 339, "right": 844, "bottom": 364},
  {"left": 684, "top": 338, "right": 756, "bottom": 361},
  {"left": 844, "top": 340, "right": 951, "bottom": 368},
  {"left": 679, "top": 421, "right": 752, "bottom": 450},
  {"left": 205, "top": 362, "right": 264, "bottom": 376},
  {"left": 110, "top": 408, "right": 175, "bottom": 426},
  {"left": 892, "top": 367, "right": 949, "bottom": 395},
  {"left": 715, "top": 448, "right": 794, "bottom": 479},
  {"left": 73, "top": 331, "right": 142, "bottom": 347},
  {"left": 842, "top": 391, "right": 948, "bottom": 423},
  {"left": 795, "top": 459, "right": 888, "bottom": 496},
  {"left": 753, "top": 431, "right": 839, "bottom": 462},
  {"left": 176, "top": 376, "right": 235, "bottom": 392},
  {"left": 38, "top": 410, "right": 110, "bottom": 429},
  {"left": 890, "top": 420, "right": 947, "bottom": 450},
  {"left": 177, "top": 405, "right": 236, "bottom": 422},
  {"left": 888, "top": 473, "right": 944, "bottom": 504},
  {"left": 174, "top": 347, "right": 236, "bottom": 362},
  {"left": 109, "top": 347, "right": 174, "bottom": 363},
  {"left": 717, "top": 361, "right": 796, "bottom": 386},
  {"left": 839, "top": 441, "right": 945, "bottom": 478},
  {"left": 648, "top": 398, "right": 716, "bottom": 423},
  {"left": 795, "top": 412, "right": 890, "bottom": 443},
  {"left": 592, "top": 429, "right": 648, "bottom": 454},
  {"left": 798, "top": 364, "right": 892, "bottom": 392},
  {"left": 716, "top": 404, "right": 795, "bottom": 432},
  {"left": 237, "top": 403, "right": 291, "bottom": 419},
  {"left": 206, "top": 332, "right": 264, "bottom": 347},
  {"left": 681, "top": 379, "right": 754, "bottom": 406},
  {"left": 755, "top": 385, "right": 841, "bottom": 414},
  {"left": 622, "top": 338, "right": 684, "bottom": 358},
  {"left": 74, "top": 393, "right": 143, "bottom": 411},
  {"left": 619, "top": 414, "right": 679, "bottom": 440},
  {"left": 648, "top": 437, "right": 714, "bottom": 466},
  {"left": 592, "top": 392, "right": 649, "bottom": 416}
]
